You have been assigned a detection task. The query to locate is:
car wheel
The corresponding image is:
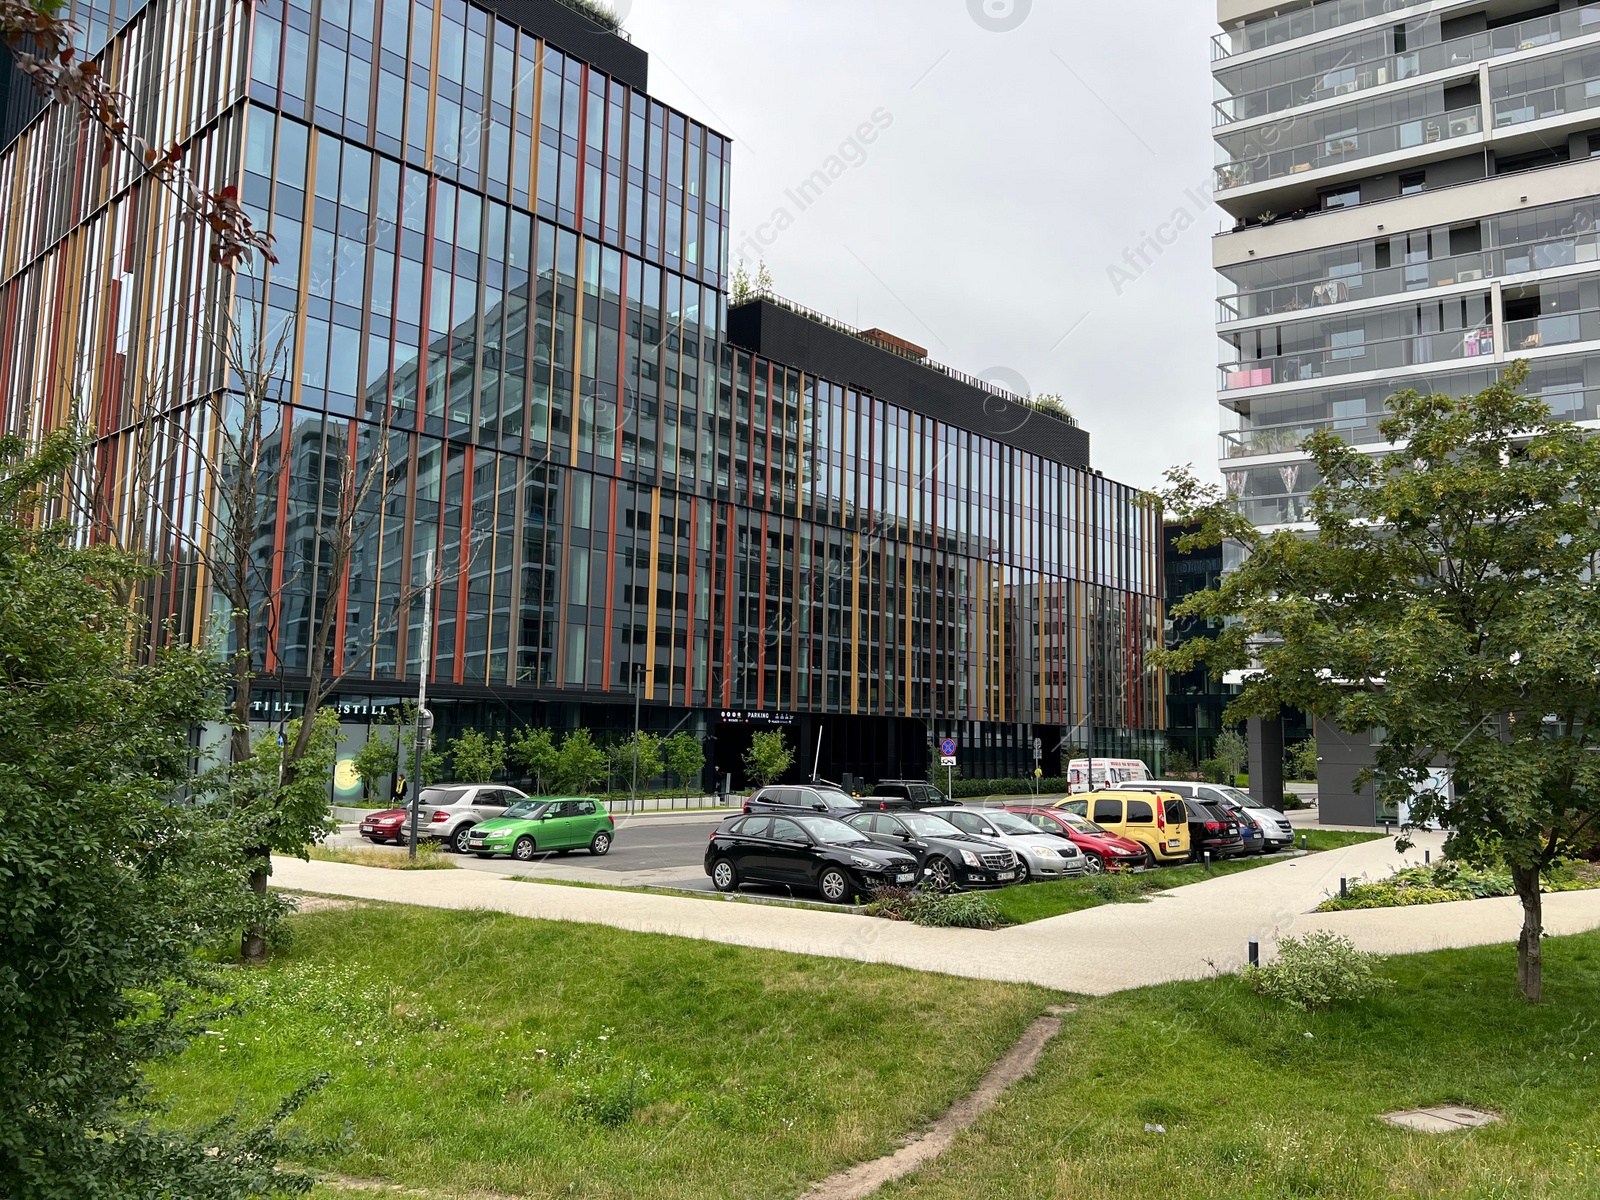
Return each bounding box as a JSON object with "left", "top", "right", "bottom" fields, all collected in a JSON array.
[
  {"left": 817, "top": 866, "right": 852, "bottom": 903},
  {"left": 711, "top": 857, "right": 738, "bottom": 892},
  {"left": 590, "top": 830, "right": 613, "bottom": 856},
  {"left": 924, "top": 856, "right": 957, "bottom": 891},
  {"left": 450, "top": 825, "right": 475, "bottom": 854},
  {"left": 1083, "top": 852, "right": 1105, "bottom": 875},
  {"left": 1015, "top": 859, "right": 1032, "bottom": 883},
  {"left": 1144, "top": 847, "right": 1158, "bottom": 869},
  {"left": 513, "top": 836, "right": 537, "bottom": 861}
]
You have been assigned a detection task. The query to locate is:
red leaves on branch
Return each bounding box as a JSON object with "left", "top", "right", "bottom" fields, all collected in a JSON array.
[{"left": 1, "top": 0, "right": 275, "bottom": 270}]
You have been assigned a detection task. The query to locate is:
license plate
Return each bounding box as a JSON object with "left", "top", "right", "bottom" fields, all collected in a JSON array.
[
  {"left": 360, "top": 825, "right": 373, "bottom": 833},
  {"left": 996, "top": 871, "right": 1016, "bottom": 881},
  {"left": 895, "top": 872, "right": 915, "bottom": 883},
  {"left": 1168, "top": 840, "right": 1181, "bottom": 849}
]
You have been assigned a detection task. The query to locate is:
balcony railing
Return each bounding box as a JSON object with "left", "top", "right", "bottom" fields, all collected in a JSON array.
[
  {"left": 1215, "top": 104, "right": 1481, "bottom": 194},
  {"left": 1504, "top": 308, "right": 1600, "bottom": 352},
  {"left": 1493, "top": 74, "right": 1600, "bottom": 130},
  {"left": 1221, "top": 322, "right": 1495, "bottom": 391},
  {"left": 1212, "top": 0, "right": 1425, "bottom": 62},
  {"left": 1217, "top": 234, "right": 1599, "bottom": 324},
  {"left": 1214, "top": 8, "right": 1600, "bottom": 126}
]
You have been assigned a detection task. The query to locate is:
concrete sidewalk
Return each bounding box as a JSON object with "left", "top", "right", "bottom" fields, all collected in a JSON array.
[{"left": 271, "top": 832, "right": 1600, "bottom": 995}]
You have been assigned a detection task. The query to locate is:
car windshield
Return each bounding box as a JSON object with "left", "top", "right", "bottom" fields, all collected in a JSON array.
[
  {"left": 987, "top": 812, "right": 1043, "bottom": 836},
  {"left": 1221, "top": 786, "right": 1258, "bottom": 808},
  {"left": 795, "top": 816, "right": 870, "bottom": 845},
  {"left": 899, "top": 813, "right": 963, "bottom": 838},
  {"left": 502, "top": 800, "right": 550, "bottom": 820},
  {"left": 1056, "top": 812, "right": 1109, "bottom": 835}
]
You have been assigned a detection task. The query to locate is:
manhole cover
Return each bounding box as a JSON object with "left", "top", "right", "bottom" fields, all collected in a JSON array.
[{"left": 1381, "top": 1106, "right": 1500, "bottom": 1133}]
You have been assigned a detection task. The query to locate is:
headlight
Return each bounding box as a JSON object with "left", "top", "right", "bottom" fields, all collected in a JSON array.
[
  {"left": 1031, "top": 846, "right": 1058, "bottom": 858},
  {"left": 850, "top": 856, "right": 880, "bottom": 870},
  {"left": 960, "top": 849, "right": 982, "bottom": 867}
]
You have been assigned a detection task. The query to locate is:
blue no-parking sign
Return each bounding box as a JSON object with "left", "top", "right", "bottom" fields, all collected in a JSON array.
[{"left": 939, "top": 738, "right": 957, "bottom": 758}]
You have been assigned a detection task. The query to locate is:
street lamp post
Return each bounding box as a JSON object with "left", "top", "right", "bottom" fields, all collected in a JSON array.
[
  {"left": 407, "top": 549, "right": 435, "bottom": 861},
  {"left": 630, "top": 662, "right": 645, "bottom": 813}
]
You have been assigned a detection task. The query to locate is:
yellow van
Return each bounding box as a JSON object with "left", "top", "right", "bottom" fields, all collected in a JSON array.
[{"left": 1054, "top": 790, "right": 1191, "bottom": 866}]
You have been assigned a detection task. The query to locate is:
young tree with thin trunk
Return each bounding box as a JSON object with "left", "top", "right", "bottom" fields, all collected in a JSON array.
[{"left": 1163, "top": 363, "right": 1600, "bottom": 1001}]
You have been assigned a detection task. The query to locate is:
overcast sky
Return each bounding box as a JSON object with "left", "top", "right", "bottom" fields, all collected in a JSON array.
[{"left": 622, "top": 0, "right": 1221, "bottom": 493}]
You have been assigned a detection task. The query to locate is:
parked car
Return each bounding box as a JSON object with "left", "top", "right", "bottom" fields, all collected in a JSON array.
[
  {"left": 703, "top": 812, "right": 920, "bottom": 902},
  {"left": 464, "top": 797, "right": 614, "bottom": 860},
  {"left": 1128, "top": 781, "right": 1295, "bottom": 852},
  {"left": 868, "top": 780, "right": 950, "bottom": 809},
  {"left": 742, "top": 784, "right": 862, "bottom": 816},
  {"left": 845, "top": 810, "right": 1021, "bottom": 890},
  {"left": 1003, "top": 806, "right": 1149, "bottom": 873},
  {"left": 412, "top": 783, "right": 529, "bottom": 853},
  {"left": 1178, "top": 797, "right": 1247, "bottom": 861},
  {"left": 1228, "top": 805, "right": 1267, "bottom": 854},
  {"left": 1052, "top": 791, "right": 1191, "bottom": 866},
  {"left": 358, "top": 805, "right": 412, "bottom": 845},
  {"left": 924, "top": 806, "right": 1090, "bottom": 880}
]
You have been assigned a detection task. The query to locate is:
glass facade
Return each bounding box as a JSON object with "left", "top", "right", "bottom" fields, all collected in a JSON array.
[{"left": 0, "top": 0, "right": 1163, "bottom": 783}]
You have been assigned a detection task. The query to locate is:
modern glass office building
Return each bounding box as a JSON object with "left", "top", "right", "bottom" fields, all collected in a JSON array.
[
  {"left": 1212, "top": 0, "right": 1600, "bottom": 819},
  {"left": 0, "top": 0, "right": 1164, "bottom": 789}
]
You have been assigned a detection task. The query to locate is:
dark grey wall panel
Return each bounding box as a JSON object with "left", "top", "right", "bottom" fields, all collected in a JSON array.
[
  {"left": 479, "top": 0, "right": 647, "bottom": 90},
  {"left": 727, "top": 299, "right": 1091, "bottom": 470},
  {"left": 1315, "top": 716, "right": 1378, "bottom": 827}
]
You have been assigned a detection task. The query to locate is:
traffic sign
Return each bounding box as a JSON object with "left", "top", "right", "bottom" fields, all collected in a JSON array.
[
  {"left": 1032, "top": 737, "right": 1042, "bottom": 752},
  {"left": 939, "top": 737, "right": 957, "bottom": 758},
  {"left": 940, "top": 756, "right": 957, "bottom": 767}
]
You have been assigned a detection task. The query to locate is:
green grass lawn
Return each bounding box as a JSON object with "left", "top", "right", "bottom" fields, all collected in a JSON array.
[
  {"left": 875, "top": 931, "right": 1600, "bottom": 1200},
  {"left": 1300, "top": 829, "right": 1389, "bottom": 851},
  {"left": 151, "top": 904, "right": 1054, "bottom": 1199}
]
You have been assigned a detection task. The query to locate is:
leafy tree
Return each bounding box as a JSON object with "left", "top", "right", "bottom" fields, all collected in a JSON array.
[
  {"left": 351, "top": 728, "right": 399, "bottom": 801},
  {"left": 0, "top": 433, "right": 319, "bottom": 1197},
  {"left": 744, "top": 730, "right": 794, "bottom": 786},
  {"left": 1288, "top": 738, "right": 1319, "bottom": 782},
  {"left": 663, "top": 732, "right": 706, "bottom": 799},
  {"left": 448, "top": 728, "right": 506, "bottom": 783},
  {"left": 391, "top": 701, "right": 445, "bottom": 787},
  {"left": 1198, "top": 757, "right": 1228, "bottom": 785},
  {"left": 1213, "top": 730, "right": 1249, "bottom": 784},
  {"left": 555, "top": 730, "right": 607, "bottom": 793},
  {"left": 608, "top": 732, "right": 663, "bottom": 797},
  {"left": 509, "top": 726, "right": 559, "bottom": 794},
  {"left": 1165, "top": 747, "right": 1196, "bottom": 778},
  {"left": 1162, "top": 364, "right": 1600, "bottom": 1001}
]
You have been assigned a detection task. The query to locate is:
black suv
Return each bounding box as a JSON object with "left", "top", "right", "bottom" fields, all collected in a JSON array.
[
  {"left": 743, "top": 784, "right": 862, "bottom": 816},
  {"left": 868, "top": 780, "right": 950, "bottom": 810},
  {"left": 846, "top": 810, "right": 1021, "bottom": 890},
  {"left": 1181, "top": 798, "right": 1246, "bottom": 860}
]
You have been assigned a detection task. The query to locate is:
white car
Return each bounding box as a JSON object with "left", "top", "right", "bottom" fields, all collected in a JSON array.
[
  {"left": 412, "top": 783, "right": 529, "bottom": 853},
  {"left": 928, "top": 806, "right": 1091, "bottom": 880},
  {"left": 1133, "top": 780, "right": 1296, "bottom": 852}
]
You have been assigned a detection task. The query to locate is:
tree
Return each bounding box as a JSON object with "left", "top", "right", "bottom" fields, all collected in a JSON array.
[
  {"left": 449, "top": 728, "right": 506, "bottom": 784},
  {"left": 608, "top": 732, "right": 663, "bottom": 798},
  {"left": 1288, "top": 739, "right": 1319, "bottom": 782},
  {"left": 1165, "top": 747, "right": 1196, "bottom": 779},
  {"left": 1214, "top": 730, "right": 1249, "bottom": 784},
  {"left": 663, "top": 732, "right": 706, "bottom": 799},
  {"left": 352, "top": 729, "right": 399, "bottom": 802},
  {"left": 744, "top": 730, "right": 794, "bottom": 786},
  {"left": 0, "top": 433, "right": 319, "bottom": 1197},
  {"left": 1161, "top": 363, "right": 1600, "bottom": 1001},
  {"left": 555, "top": 730, "right": 607, "bottom": 793},
  {"left": 509, "top": 727, "right": 559, "bottom": 794}
]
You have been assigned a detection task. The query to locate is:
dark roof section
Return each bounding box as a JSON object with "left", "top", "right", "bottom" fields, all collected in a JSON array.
[
  {"left": 479, "top": 0, "right": 647, "bottom": 90},
  {"left": 727, "top": 297, "right": 1091, "bottom": 470}
]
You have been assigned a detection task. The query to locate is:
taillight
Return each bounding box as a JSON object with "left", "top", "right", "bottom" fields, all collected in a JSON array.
[
  {"left": 1156, "top": 807, "right": 1166, "bottom": 831},
  {"left": 431, "top": 810, "right": 449, "bottom": 823},
  {"left": 1205, "top": 820, "right": 1221, "bottom": 833}
]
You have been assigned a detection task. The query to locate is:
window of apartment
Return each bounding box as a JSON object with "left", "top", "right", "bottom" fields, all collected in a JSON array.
[
  {"left": 1400, "top": 170, "right": 1426, "bottom": 195},
  {"left": 1331, "top": 328, "right": 1367, "bottom": 360},
  {"left": 1321, "top": 186, "right": 1361, "bottom": 210}
]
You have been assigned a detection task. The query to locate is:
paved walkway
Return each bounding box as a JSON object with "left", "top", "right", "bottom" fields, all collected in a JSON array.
[{"left": 272, "top": 832, "right": 1600, "bottom": 995}]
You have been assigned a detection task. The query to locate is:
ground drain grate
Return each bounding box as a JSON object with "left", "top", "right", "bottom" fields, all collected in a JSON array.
[
  {"left": 1381, "top": 1106, "right": 1500, "bottom": 1133},
  {"left": 801, "top": 1004, "right": 1077, "bottom": 1200}
]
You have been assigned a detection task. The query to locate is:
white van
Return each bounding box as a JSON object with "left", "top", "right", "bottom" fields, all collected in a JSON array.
[{"left": 1067, "top": 758, "right": 1151, "bottom": 794}]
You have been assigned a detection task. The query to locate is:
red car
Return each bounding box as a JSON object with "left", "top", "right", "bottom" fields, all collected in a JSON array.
[
  {"left": 358, "top": 807, "right": 412, "bottom": 845},
  {"left": 1003, "top": 805, "right": 1149, "bottom": 873}
]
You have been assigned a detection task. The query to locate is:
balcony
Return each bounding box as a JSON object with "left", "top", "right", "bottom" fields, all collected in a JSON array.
[
  {"left": 1504, "top": 308, "right": 1600, "bottom": 351},
  {"left": 1220, "top": 319, "right": 1494, "bottom": 392},
  {"left": 1491, "top": 45, "right": 1600, "bottom": 129},
  {"left": 1212, "top": 0, "right": 1427, "bottom": 62},
  {"left": 1218, "top": 233, "right": 1600, "bottom": 324},
  {"left": 1215, "top": 8, "right": 1600, "bottom": 127},
  {"left": 1215, "top": 103, "right": 1481, "bottom": 195}
]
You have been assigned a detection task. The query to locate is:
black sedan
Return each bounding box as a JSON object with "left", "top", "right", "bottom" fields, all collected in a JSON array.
[
  {"left": 704, "top": 813, "right": 920, "bottom": 903},
  {"left": 845, "top": 810, "right": 1021, "bottom": 890}
]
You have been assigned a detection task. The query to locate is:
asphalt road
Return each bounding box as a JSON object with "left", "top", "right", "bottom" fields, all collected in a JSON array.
[{"left": 328, "top": 811, "right": 729, "bottom": 889}]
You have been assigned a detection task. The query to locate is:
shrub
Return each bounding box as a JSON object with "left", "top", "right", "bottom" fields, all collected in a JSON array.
[
  {"left": 1198, "top": 757, "right": 1228, "bottom": 784},
  {"left": 1281, "top": 791, "right": 1311, "bottom": 810},
  {"left": 865, "top": 887, "right": 1002, "bottom": 929},
  {"left": 1249, "top": 931, "right": 1392, "bottom": 1010}
]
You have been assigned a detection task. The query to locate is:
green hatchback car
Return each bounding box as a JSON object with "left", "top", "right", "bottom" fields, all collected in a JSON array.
[{"left": 464, "top": 797, "right": 614, "bottom": 861}]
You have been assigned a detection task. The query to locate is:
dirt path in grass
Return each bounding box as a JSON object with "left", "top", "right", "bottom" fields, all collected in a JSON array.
[{"left": 801, "top": 1004, "right": 1074, "bottom": 1200}]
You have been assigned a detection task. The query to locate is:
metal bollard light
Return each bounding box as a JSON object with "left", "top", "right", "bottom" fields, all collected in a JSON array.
[
  {"left": 1248, "top": 939, "right": 1260, "bottom": 968},
  {"left": 1425, "top": 849, "right": 1431, "bottom": 864},
  {"left": 1340, "top": 877, "right": 1349, "bottom": 899},
  {"left": 1204, "top": 850, "right": 1212, "bottom": 874},
  {"left": 1300, "top": 832, "right": 1308, "bottom": 850}
]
